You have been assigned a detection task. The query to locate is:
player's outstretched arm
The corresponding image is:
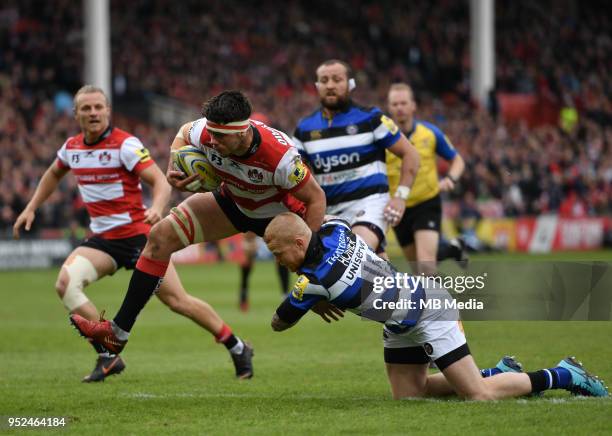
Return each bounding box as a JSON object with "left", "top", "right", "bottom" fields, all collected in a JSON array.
[
  {"left": 13, "top": 159, "right": 69, "bottom": 239},
  {"left": 139, "top": 164, "right": 172, "bottom": 224},
  {"left": 166, "top": 121, "right": 200, "bottom": 192},
  {"left": 271, "top": 313, "right": 296, "bottom": 331},
  {"left": 311, "top": 301, "right": 345, "bottom": 323},
  {"left": 271, "top": 292, "right": 313, "bottom": 331}
]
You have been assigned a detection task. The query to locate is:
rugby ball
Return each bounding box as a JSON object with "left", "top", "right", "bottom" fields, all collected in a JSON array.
[{"left": 172, "top": 146, "right": 222, "bottom": 192}]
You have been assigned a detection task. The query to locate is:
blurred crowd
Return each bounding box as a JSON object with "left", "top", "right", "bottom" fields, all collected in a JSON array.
[
  {"left": 418, "top": 99, "right": 612, "bottom": 218},
  {"left": 0, "top": 0, "right": 610, "bottom": 236}
]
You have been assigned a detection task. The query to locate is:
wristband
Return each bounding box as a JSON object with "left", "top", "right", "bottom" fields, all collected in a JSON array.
[
  {"left": 394, "top": 185, "right": 411, "bottom": 201},
  {"left": 448, "top": 174, "right": 459, "bottom": 183}
]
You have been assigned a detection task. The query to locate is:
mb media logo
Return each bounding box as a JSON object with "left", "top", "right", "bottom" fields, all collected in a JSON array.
[{"left": 313, "top": 152, "right": 360, "bottom": 173}]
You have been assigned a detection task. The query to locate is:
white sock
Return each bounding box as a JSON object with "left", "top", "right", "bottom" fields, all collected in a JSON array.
[
  {"left": 229, "top": 339, "right": 245, "bottom": 355},
  {"left": 111, "top": 320, "right": 130, "bottom": 341}
]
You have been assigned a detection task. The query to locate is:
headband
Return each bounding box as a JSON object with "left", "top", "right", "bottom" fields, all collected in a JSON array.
[{"left": 206, "top": 119, "right": 251, "bottom": 134}]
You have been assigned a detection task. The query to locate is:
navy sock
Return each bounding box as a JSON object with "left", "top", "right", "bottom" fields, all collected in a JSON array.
[
  {"left": 548, "top": 367, "right": 572, "bottom": 389},
  {"left": 481, "top": 367, "right": 502, "bottom": 378},
  {"left": 527, "top": 367, "right": 572, "bottom": 392}
]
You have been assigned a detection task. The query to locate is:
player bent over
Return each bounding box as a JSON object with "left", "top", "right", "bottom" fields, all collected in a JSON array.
[
  {"left": 14, "top": 86, "right": 252, "bottom": 381},
  {"left": 69, "top": 91, "right": 327, "bottom": 367},
  {"left": 264, "top": 213, "right": 608, "bottom": 399}
]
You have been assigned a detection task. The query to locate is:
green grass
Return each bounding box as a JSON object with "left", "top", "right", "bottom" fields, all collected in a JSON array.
[{"left": 1, "top": 251, "right": 611, "bottom": 435}]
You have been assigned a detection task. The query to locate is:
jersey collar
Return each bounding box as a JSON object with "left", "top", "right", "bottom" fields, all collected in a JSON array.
[
  {"left": 299, "top": 232, "right": 324, "bottom": 272},
  {"left": 83, "top": 125, "right": 113, "bottom": 146}
]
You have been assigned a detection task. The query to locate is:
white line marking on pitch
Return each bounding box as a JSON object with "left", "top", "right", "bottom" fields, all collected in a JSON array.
[{"left": 122, "top": 392, "right": 609, "bottom": 403}]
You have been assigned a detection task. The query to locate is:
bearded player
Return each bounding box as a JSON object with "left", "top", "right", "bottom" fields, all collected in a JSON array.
[{"left": 293, "top": 60, "right": 420, "bottom": 257}]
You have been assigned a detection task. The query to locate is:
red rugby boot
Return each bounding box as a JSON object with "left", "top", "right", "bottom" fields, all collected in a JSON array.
[{"left": 70, "top": 313, "right": 127, "bottom": 354}]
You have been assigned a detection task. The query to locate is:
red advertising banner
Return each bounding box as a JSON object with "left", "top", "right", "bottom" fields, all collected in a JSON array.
[{"left": 516, "top": 216, "right": 605, "bottom": 252}]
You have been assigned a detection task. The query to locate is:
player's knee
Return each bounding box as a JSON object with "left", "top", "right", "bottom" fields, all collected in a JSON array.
[
  {"left": 458, "top": 384, "right": 494, "bottom": 401},
  {"left": 147, "top": 221, "right": 167, "bottom": 250},
  {"left": 146, "top": 219, "right": 181, "bottom": 258},
  {"left": 59, "top": 255, "right": 98, "bottom": 311},
  {"left": 55, "top": 276, "right": 68, "bottom": 298}
]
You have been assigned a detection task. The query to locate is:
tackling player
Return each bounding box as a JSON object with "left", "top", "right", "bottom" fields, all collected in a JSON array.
[
  {"left": 69, "top": 90, "right": 327, "bottom": 356},
  {"left": 13, "top": 86, "right": 253, "bottom": 381},
  {"left": 386, "top": 83, "right": 467, "bottom": 274},
  {"left": 265, "top": 213, "right": 609, "bottom": 400},
  {"left": 293, "top": 60, "right": 420, "bottom": 255}
]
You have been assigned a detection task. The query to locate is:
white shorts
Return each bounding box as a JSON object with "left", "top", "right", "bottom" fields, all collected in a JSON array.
[
  {"left": 327, "top": 192, "right": 390, "bottom": 235},
  {"left": 383, "top": 288, "right": 468, "bottom": 369}
]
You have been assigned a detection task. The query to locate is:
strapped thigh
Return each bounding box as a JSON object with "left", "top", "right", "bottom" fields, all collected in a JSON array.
[{"left": 169, "top": 203, "right": 204, "bottom": 246}]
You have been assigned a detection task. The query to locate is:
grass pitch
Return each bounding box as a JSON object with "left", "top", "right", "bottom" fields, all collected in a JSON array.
[{"left": 1, "top": 251, "right": 611, "bottom": 435}]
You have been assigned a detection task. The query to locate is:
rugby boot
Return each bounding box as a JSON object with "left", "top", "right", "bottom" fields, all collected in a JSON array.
[
  {"left": 82, "top": 355, "right": 126, "bottom": 383},
  {"left": 558, "top": 357, "right": 609, "bottom": 397},
  {"left": 496, "top": 355, "right": 523, "bottom": 373},
  {"left": 231, "top": 343, "right": 254, "bottom": 379},
  {"left": 70, "top": 313, "right": 127, "bottom": 354}
]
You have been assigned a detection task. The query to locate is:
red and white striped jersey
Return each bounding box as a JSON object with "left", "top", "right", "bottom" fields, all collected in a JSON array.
[
  {"left": 187, "top": 118, "right": 311, "bottom": 219},
  {"left": 56, "top": 127, "right": 155, "bottom": 238}
]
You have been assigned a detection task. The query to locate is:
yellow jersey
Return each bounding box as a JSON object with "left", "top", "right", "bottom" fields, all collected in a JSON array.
[{"left": 387, "top": 120, "right": 457, "bottom": 207}]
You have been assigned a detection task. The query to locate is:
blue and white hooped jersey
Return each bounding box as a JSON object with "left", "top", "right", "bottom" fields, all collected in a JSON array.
[
  {"left": 275, "top": 219, "right": 424, "bottom": 331},
  {"left": 292, "top": 104, "right": 402, "bottom": 209}
]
